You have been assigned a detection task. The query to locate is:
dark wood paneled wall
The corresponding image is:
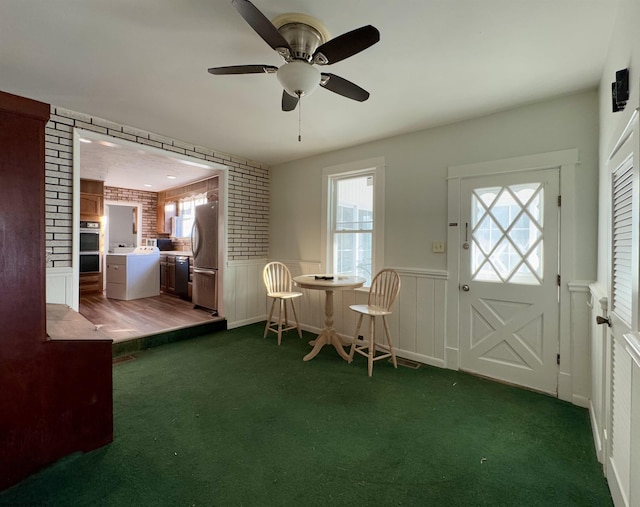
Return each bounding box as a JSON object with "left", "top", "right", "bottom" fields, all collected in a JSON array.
[{"left": 0, "top": 91, "right": 113, "bottom": 491}]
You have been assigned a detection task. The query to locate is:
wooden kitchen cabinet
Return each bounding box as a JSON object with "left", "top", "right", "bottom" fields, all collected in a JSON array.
[
  {"left": 80, "top": 193, "right": 103, "bottom": 218},
  {"left": 80, "top": 179, "right": 104, "bottom": 219},
  {"left": 79, "top": 272, "right": 102, "bottom": 294},
  {"left": 160, "top": 255, "right": 176, "bottom": 294}
]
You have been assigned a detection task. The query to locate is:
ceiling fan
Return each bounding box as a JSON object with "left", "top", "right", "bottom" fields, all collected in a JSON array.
[{"left": 208, "top": 0, "right": 380, "bottom": 113}]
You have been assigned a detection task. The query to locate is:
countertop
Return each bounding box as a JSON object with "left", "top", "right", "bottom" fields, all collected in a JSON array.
[{"left": 160, "top": 250, "right": 193, "bottom": 257}]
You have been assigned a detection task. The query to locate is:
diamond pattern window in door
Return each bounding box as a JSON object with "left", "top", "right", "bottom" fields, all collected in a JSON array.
[{"left": 471, "top": 183, "right": 544, "bottom": 285}]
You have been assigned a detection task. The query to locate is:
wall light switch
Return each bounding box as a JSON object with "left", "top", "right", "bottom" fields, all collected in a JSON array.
[{"left": 432, "top": 241, "right": 446, "bottom": 253}]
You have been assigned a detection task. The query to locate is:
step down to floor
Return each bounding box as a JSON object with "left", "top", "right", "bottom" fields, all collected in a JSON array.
[
  {"left": 112, "top": 319, "right": 227, "bottom": 359},
  {"left": 112, "top": 354, "right": 136, "bottom": 365}
]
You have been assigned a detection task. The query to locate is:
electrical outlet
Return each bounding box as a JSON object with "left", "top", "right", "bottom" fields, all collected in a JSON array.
[{"left": 432, "top": 241, "right": 446, "bottom": 253}]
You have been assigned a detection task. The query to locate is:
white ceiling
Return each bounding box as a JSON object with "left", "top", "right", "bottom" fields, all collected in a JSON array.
[
  {"left": 79, "top": 133, "right": 224, "bottom": 192},
  {"left": 1, "top": 0, "right": 618, "bottom": 168}
]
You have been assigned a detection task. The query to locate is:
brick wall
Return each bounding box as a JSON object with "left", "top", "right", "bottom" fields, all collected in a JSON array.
[
  {"left": 45, "top": 106, "right": 269, "bottom": 267},
  {"left": 104, "top": 186, "right": 158, "bottom": 242}
]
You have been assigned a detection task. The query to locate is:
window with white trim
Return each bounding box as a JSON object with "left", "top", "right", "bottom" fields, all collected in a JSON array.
[
  {"left": 322, "top": 158, "right": 384, "bottom": 287},
  {"left": 173, "top": 194, "right": 206, "bottom": 238}
]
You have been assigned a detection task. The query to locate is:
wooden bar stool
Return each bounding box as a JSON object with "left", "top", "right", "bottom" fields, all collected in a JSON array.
[
  {"left": 348, "top": 269, "right": 401, "bottom": 376},
  {"left": 263, "top": 262, "right": 303, "bottom": 345}
]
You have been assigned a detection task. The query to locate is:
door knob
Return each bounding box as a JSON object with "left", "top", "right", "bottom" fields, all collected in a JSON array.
[{"left": 461, "top": 284, "right": 470, "bottom": 292}]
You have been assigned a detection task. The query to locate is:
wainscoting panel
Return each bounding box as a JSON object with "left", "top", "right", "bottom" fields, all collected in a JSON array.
[
  {"left": 589, "top": 284, "right": 609, "bottom": 464},
  {"left": 567, "top": 282, "right": 592, "bottom": 408},
  {"left": 46, "top": 267, "right": 75, "bottom": 309},
  {"left": 394, "top": 270, "right": 447, "bottom": 367},
  {"left": 280, "top": 263, "right": 448, "bottom": 367},
  {"left": 224, "top": 260, "right": 267, "bottom": 329}
]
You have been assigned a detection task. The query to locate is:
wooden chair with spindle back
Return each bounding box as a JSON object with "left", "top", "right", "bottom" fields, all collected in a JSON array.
[
  {"left": 263, "top": 261, "right": 303, "bottom": 345},
  {"left": 348, "top": 269, "right": 401, "bottom": 376}
]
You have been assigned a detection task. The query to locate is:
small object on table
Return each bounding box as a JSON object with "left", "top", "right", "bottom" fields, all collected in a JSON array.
[{"left": 293, "top": 274, "right": 366, "bottom": 361}]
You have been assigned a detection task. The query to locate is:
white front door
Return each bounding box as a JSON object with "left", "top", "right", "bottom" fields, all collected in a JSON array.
[{"left": 458, "top": 168, "right": 560, "bottom": 394}]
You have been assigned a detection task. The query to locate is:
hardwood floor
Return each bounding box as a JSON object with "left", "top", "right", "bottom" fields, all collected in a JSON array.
[{"left": 47, "top": 292, "right": 222, "bottom": 343}]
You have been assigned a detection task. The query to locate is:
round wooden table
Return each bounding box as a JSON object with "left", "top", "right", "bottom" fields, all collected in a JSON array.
[{"left": 293, "top": 274, "right": 365, "bottom": 361}]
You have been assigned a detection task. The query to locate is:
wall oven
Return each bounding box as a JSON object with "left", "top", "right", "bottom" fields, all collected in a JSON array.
[{"left": 79, "top": 220, "right": 101, "bottom": 273}]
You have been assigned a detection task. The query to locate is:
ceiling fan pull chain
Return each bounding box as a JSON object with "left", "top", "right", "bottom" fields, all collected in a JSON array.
[{"left": 298, "top": 93, "right": 302, "bottom": 142}]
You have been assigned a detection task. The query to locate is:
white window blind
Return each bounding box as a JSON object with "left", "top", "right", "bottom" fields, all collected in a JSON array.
[{"left": 612, "top": 159, "right": 634, "bottom": 325}]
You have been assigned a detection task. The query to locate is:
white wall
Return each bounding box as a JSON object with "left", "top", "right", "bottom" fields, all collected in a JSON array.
[
  {"left": 597, "top": 0, "right": 640, "bottom": 287},
  {"left": 268, "top": 89, "right": 598, "bottom": 392},
  {"left": 271, "top": 90, "right": 599, "bottom": 280}
]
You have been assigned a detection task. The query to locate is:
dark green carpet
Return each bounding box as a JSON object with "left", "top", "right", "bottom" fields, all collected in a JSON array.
[{"left": 0, "top": 323, "right": 612, "bottom": 506}]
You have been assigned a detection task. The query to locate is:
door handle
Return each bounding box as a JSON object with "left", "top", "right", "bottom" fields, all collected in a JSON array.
[
  {"left": 194, "top": 268, "right": 216, "bottom": 276},
  {"left": 463, "top": 222, "right": 470, "bottom": 249},
  {"left": 596, "top": 315, "right": 611, "bottom": 327},
  {"left": 461, "top": 284, "right": 470, "bottom": 292}
]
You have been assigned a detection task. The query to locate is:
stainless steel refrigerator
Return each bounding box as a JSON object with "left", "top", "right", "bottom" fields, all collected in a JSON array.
[{"left": 191, "top": 199, "right": 218, "bottom": 314}]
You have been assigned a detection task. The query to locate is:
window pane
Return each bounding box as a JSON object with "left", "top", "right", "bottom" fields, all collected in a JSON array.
[
  {"left": 335, "top": 176, "right": 373, "bottom": 231},
  {"left": 177, "top": 194, "right": 206, "bottom": 239},
  {"left": 471, "top": 183, "right": 543, "bottom": 285},
  {"left": 332, "top": 174, "right": 374, "bottom": 285},
  {"left": 334, "top": 231, "right": 372, "bottom": 283}
]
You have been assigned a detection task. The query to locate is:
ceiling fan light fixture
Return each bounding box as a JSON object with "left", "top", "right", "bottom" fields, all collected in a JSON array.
[{"left": 277, "top": 61, "right": 320, "bottom": 97}]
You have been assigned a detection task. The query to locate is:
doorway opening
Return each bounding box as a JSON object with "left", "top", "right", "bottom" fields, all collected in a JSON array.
[
  {"left": 104, "top": 202, "right": 141, "bottom": 253},
  {"left": 446, "top": 149, "right": 580, "bottom": 400},
  {"left": 60, "top": 129, "right": 229, "bottom": 343}
]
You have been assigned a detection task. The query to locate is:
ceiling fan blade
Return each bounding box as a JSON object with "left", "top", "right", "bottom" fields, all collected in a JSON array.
[
  {"left": 320, "top": 73, "right": 370, "bottom": 102},
  {"left": 282, "top": 90, "right": 299, "bottom": 112},
  {"left": 313, "top": 25, "right": 380, "bottom": 65},
  {"left": 208, "top": 65, "right": 278, "bottom": 75},
  {"left": 231, "top": 0, "right": 292, "bottom": 52}
]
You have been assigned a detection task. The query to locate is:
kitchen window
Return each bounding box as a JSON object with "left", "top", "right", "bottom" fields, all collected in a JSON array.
[
  {"left": 322, "top": 158, "right": 385, "bottom": 287},
  {"left": 173, "top": 194, "right": 206, "bottom": 238}
]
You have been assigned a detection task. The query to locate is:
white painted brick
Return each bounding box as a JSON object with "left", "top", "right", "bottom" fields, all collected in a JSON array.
[
  {"left": 49, "top": 114, "right": 75, "bottom": 126},
  {"left": 76, "top": 121, "right": 108, "bottom": 134},
  {"left": 137, "top": 138, "right": 163, "bottom": 149},
  {"left": 194, "top": 146, "right": 214, "bottom": 156},
  {"left": 108, "top": 131, "right": 137, "bottom": 142},
  {"left": 92, "top": 117, "right": 122, "bottom": 131},
  {"left": 57, "top": 108, "right": 92, "bottom": 123},
  {"left": 53, "top": 142, "right": 72, "bottom": 152},
  {"left": 122, "top": 125, "right": 151, "bottom": 138},
  {"left": 161, "top": 145, "right": 186, "bottom": 154},
  {"left": 148, "top": 132, "right": 174, "bottom": 144},
  {"left": 46, "top": 155, "right": 71, "bottom": 166},
  {"left": 172, "top": 139, "right": 196, "bottom": 150},
  {"left": 44, "top": 106, "right": 270, "bottom": 265}
]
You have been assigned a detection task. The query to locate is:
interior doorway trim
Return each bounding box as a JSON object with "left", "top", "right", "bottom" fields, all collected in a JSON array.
[
  {"left": 446, "top": 148, "right": 580, "bottom": 403},
  {"left": 71, "top": 128, "right": 229, "bottom": 312},
  {"left": 104, "top": 200, "right": 143, "bottom": 248}
]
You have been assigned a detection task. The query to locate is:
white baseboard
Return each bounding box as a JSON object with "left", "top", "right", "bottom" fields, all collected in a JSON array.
[
  {"left": 607, "top": 457, "right": 629, "bottom": 507},
  {"left": 589, "top": 400, "right": 604, "bottom": 464},
  {"left": 227, "top": 315, "right": 267, "bottom": 330},
  {"left": 572, "top": 394, "right": 590, "bottom": 409}
]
